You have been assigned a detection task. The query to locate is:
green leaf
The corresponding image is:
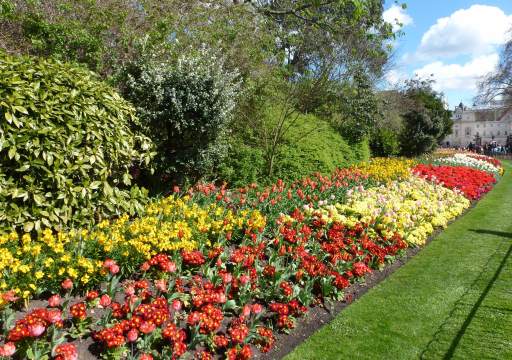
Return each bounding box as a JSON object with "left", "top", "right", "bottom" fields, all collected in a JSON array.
[
  {"left": 14, "top": 105, "right": 28, "bottom": 114},
  {"left": 8, "top": 147, "right": 16, "bottom": 159},
  {"left": 24, "top": 221, "right": 34, "bottom": 232},
  {"left": 16, "top": 164, "right": 30, "bottom": 172}
]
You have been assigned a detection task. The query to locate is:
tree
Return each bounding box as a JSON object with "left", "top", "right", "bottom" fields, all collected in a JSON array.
[
  {"left": 477, "top": 32, "right": 512, "bottom": 105},
  {"left": 399, "top": 78, "right": 452, "bottom": 156}
]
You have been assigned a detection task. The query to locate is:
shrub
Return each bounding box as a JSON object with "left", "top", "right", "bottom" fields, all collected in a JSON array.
[
  {"left": 272, "top": 113, "right": 369, "bottom": 181},
  {"left": 217, "top": 141, "right": 265, "bottom": 188},
  {"left": 0, "top": 52, "right": 154, "bottom": 233},
  {"left": 122, "top": 48, "right": 241, "bottom": 186},
  {"left": 370, "top": 127, "right": 400, "bottom": 157}
]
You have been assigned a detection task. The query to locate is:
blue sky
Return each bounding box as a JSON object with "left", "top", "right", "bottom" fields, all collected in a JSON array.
[{"left": 383, "top": 0, "right": 512, "bottom": 108}]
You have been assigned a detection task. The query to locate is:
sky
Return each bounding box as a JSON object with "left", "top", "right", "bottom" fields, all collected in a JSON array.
[{"left": 382, "top": 0, "right": 512, "bottom": 109}]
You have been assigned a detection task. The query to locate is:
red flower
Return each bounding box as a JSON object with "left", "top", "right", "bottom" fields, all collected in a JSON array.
[
  {"left": 61, "top": 279, "right": 73, "bottom": 290},
  {"left": 99, "top": 294, "right": 112, "bottom": 308},
  {"left": 86, "top": 290, "right": 99, "bottom": 301},
  {"left": 70, "top": 302, "right": 87, "bottom": 321},
  {"left": 54, "top": 343, "right": 77, "bottom": 360}
]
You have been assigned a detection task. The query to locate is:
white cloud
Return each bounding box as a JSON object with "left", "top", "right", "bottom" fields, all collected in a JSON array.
[
  {"left": 419, "top": 5, "right": 512, "bottom": 58},
  {"left": 383, "top": 4, "right": 413, "bottom": 32},
  {"left": 385, "top": 69, "right": 408, "bottom": 85},
  {"left": 413, "top": 53, "right": 500, "bottom": 92}
]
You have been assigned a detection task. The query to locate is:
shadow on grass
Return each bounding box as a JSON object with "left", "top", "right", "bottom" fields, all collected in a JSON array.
[
  {"left": 420, "top": 229, "right": 512, "bottom": 360},
  {"left": 468, "top": 229, "right": 512, "bottom": 239}
]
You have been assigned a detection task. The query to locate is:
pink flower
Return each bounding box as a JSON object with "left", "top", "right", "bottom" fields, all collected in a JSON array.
[
  {"left": 28, "top": 323, "right": 45, "bottom": 337},
  {"left": 172, "top": 300, "right": 182, "bottom": 311},
  {"left": 46, "top": 309, "right": 62, "bottom": 324},
  {"left": 61, "top": 279, "right": 73, "bottom": 290},
  {"left": 0, "top": 342, "right": 16, "bottom": 356},
  {"left": 1, "top": 290, "right": 19, "bottom": 303},
  {"left": 139, "top": 321, "right": 156, "bottom": 334},
  {"left": 127, "top": 295, "right": 140, "bottom": 307},
  {"left": 251, "top": 303, "right": 263, "bottom": 314},
  {"left": 242, "top": 305, "right": 251, "bottom": 317},
  {"left": 162, "top": 261, "right": 176, "bottom": 273},
  {"left": 139, "top": 354, "right": 153, "bottom": 360},
  {"left": 127, "top": 328, "right": 138, "bottom": 342},
  {"left": 155, "top": 279, "right": 167, "bottom": 292},
  {"left": 239, "top": 274, "right": 250, "bottom": 285},
  {"left": 221, "top": 273, "right": 233, "bottom": 284},
  {"left": 48, "top": 294, "right": 61, "bottom": 307},
  {"left": 103, "top": 259, "right": 116, "bottom": 268},
  {"left": 99, "top": 294, "right": 111, "bottom": 308},
  {"left": 124, "top": 285, "right": 135, "bottom": 296},
  {"left": 109, "top": 264, "right": 120, "bottom": 275},
  {"left": 216, "top": 293, "right": 227, "bottom": 304}
]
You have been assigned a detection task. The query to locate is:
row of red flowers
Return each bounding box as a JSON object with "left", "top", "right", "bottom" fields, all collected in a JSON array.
[{"left": 413, "top": 164, "right": 496, "bottom": 200}]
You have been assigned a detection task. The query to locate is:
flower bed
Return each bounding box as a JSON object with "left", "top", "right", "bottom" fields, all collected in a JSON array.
[
  {"left": 0, "top": 197, "right": 265, "bottom": 299},
  {"left": 413, "top": 164, "right": 497, "bottom": 200},
  {"left": 0, "top": 153, "right": 502, "bottom": 359},
  {"left": 190, "top": 168, "right": 374, "bottom": 228},
  {"left": 435, "top": 153, "right": 503, "bottom": 176},
  {"left": 312, "top": 177, "right": 470, "bottom": 245},
  {"left": 354, "top": 158, "right": 415, "bottom": 183}
]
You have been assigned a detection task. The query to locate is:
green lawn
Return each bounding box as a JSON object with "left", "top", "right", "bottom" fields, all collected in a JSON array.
[{"left": 286, "top": 161, "right": 512, "bottom": 360}]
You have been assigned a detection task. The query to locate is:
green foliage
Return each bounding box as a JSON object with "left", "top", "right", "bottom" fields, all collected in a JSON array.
[
  {"left": 121, "top": 47, "right": 241, "bottom": 185},
  {"left": 0, "top": 52, "right": 154, "bottom": 233},
  {"left": 274, "top": 114, "right": 370, "bottom": 181},
  {"left": 21, "top": 13, "right": 103, "bottom": 70},
  {"left": 336, "top": 73, "right": 382, "bottom": 142},
  {"left": 370, "top": 128, "right": 401, "bottom": 157},
  {"left": 217, "top": 141, "right": 265, "bottom": 188},
  {"left": 221, "top": 111, "right": 369, "bottom": 185},
  {"left": 399, "top": 78, "right": 453, "bottom": 157}
]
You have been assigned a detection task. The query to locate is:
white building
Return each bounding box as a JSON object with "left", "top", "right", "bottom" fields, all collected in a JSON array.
[{"left": 443, "top": 103, "right": 512, "bottom": 147}]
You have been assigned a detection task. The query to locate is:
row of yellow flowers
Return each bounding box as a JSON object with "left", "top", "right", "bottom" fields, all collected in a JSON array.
[
  {"left": 354, "top": 157, "right": 416, "bottom": 183},
  {"left": 0, "top": 195, "right": 266, "bottom": 299}
]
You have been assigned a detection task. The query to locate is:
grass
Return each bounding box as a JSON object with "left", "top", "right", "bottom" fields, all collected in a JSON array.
[{"left": 286, "top": 161, "right": 512, "bottom": 360}]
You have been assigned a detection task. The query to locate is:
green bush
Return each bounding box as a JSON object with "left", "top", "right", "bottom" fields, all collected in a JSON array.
[
  {"left": 122, "top": 48, "right": 241, "bottom": 186},
  {"left": 217, "top": 141, "right": 265, "bottom": 188},
  {"left": 273, "top": 114, "right": 370, "bottom": 180},
  {"left": 370, "top": 128, "right": 400, "bottom": 157},
  {"left": 0, "top": 52, "right": 154, "bottom": 233},
  {"left": 221, "top": 112, "right": 369, "bottom": 185}
]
